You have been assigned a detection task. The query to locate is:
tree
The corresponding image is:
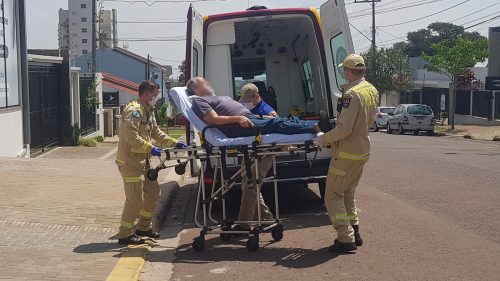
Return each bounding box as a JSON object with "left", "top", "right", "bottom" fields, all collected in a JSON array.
[
  {"left": 177, "top": 60, "right": 186, "bottom": 85},
  {"left": 422, "top": 37, "right": 488, "bottom": 128},
  {"left": 395, "top": 22, "right": 485, "bottom": 57},
  {"left": 363, "top": 47, "right": 413, "bottom": 104}
]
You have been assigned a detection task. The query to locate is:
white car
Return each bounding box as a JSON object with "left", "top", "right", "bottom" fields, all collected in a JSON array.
[
  {"left": 387, "top": 104, "right": 435, "bottom": 135},
  {"left": 372, "top": 106, "right": 395, "bottom": 132}
]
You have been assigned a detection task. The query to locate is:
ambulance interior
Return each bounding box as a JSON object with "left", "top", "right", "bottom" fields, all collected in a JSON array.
[{"left": 204, "top": 15, "right": 334, "bottom": 118}]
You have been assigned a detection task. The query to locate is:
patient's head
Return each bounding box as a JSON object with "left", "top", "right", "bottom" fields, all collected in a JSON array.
[{"left": 186, "top": 77, "right": 215, "bottom": 97}]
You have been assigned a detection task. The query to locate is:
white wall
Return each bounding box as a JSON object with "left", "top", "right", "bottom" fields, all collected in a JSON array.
[
  {"left": 83, "top": 73, "right": 105, "bottom": 138},
  {"left": 0, "top": 108, "right": 24, "bottom": 157}
]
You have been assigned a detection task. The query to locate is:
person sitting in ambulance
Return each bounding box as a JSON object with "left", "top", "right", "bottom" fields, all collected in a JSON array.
[{"left": 239, "top": 83, "right": 278, "bottom": 117}]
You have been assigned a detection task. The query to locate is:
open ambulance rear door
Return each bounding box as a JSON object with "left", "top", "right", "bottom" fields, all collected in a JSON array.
[
  {"left": 185, "top": 4, "right": 204, "bottom": 176},
  {"left": 320, "top": 0, "right": 355, "bottom": 103}
]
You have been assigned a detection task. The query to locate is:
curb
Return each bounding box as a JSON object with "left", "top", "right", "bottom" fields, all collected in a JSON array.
[
  {"left": 105, "top": 244, "right": 152, "bottom": 281},
  {"left": 105, "top": 166, "right": 181, "bottom": 281},
  {"left": 154, "top": 167, "right": 182, "bottom": 229}
]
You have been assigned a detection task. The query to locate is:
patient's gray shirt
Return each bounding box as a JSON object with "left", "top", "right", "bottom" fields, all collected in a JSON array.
[{"left": 191, "top": 95, "right": 252, "bottom": 120}]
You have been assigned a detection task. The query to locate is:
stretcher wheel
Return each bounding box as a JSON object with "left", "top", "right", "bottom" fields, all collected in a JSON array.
[
  {"left": 271, "top": 224, "right": 284, "bottom": 241},
  {"left": 146, "top": 169, "right": 159, "bottom": 181},
  {"left": 192, "top": 236, "right": 205, "bottom": 252},
  {"left": 175, "top": 162, "right": 187, "bottom": 175},
  {"left": 246, "top": 235, "right": 259, "bottom": 252}
]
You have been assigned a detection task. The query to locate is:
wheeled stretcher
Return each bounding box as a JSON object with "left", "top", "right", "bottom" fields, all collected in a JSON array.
[{"left": 146, "top": 87, "right": 323, "bottom": 252}]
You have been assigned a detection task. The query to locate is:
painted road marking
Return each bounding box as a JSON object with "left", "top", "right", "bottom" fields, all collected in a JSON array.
[
  {"left": 106, "top": 243, "right": 152, "bottom": 281},
  {"left": 100, "top": 148, "right": 118, "bottom": 160}
]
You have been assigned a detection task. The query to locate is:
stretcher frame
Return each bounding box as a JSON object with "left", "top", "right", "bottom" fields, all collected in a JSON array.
[{"left": 150, "top": 131, "right": 321, "bottom": 252}]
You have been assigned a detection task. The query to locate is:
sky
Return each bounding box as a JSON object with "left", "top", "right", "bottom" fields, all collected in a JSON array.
[{"left": 26, "top": 0, "right": 499, "bottom": 77}]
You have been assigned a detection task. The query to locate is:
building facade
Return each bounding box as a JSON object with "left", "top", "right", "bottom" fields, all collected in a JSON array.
[
  {"left": 58, "top": 0, "right": 117, "bottom": 64},
  {"left": 0, "top": 0, "right": 29, "bottom": 157}
]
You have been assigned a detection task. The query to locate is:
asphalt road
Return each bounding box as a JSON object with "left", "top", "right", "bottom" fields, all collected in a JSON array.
[{"left": 164, "top": 133, "right": 500, "bottom": 281}]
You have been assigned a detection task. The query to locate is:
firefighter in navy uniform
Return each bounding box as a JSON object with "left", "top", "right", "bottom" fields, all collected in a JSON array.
[
  {"left": 115, "top": 81, "right": 187, "bottom": 245},
  {"left": 316, "top": 54, "right": 378, "bottom": 253}
]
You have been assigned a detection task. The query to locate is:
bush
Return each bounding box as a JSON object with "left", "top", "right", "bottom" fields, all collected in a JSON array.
[
  {"left": 155, "top": 103, "right": 169, "bottom": 127},
  {"left": 95, "top": 135, "right": 104, "bottom": 143},
  {"left": 79, "top": 138, "right": 97, "bottom": 147}
]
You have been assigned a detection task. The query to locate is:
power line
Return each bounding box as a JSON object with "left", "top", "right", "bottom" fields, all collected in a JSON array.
[
  {"left": 458, "top": 10, "right": 500, "bottom": 27},
  {"left": 449, "top": 2, "right": 500, "bottom": 24},
  {"left": 378, "top": 0, "right": 471, "bottom": 28},
  {"left": 350, "top": 0, "right": 449, "bottom": 19},
  {"left": 465, "top": 14, "right": 500, "bottom": 29},
  {"left": 349, "top": 0, "right": 406, "bottom": 16},
  {"left": 102, "top": 0, "right": 227, "bottom": 5},
  {"left": 349, "top": 22, "right": 372, "bottom": 43}
]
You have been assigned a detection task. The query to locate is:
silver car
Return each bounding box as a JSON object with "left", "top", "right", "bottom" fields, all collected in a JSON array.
[
  {"left": 372, "top": 106, "right": 395, "bottom": 132},
  {"left": 387, "top": 104, "right": 435, "bottom": 135}
]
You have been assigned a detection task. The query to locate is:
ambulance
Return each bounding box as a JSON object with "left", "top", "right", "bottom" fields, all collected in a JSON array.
[{"left": 184, "top": 0, "right": 354, "bottom": 200}]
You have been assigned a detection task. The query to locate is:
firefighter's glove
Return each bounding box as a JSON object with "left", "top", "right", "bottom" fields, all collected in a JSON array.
[
  {"left": 150, "top": 146, "right": 162, "bottom": 156},
  {"left": 175, "top": 141, "right": 188, "bottom": 149}
]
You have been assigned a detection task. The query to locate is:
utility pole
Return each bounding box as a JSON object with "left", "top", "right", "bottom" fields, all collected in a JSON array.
[
  {"left": 92, "top": 0, "right": 97, "bottom": 79},
  {"left": 355, "top": 0, "right": 380, "bottom": 51},
  {"left": 146, "top": 54, "right": 150, "bottom": 80},
  {"left": 371, "top": 1, "right": 376, "bottom": 51}
]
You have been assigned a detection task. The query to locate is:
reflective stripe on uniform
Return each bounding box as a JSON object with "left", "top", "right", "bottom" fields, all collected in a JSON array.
[
  {"left": 332, "top": 213, "right": 351, "bottom": 222},
  {"left": 352, "top": 83, "right": 377, "bottom": 107},
  {"left": 339, "top": 151, "right": 370, "bottom": 161},
  {"left": 328, "top": 167, "right": 346, "bottom": 177},
  {"left": 139, "top": 209, "right": 154, "bottom": 218},
  {"left": 123, "top": 176, "right": 142, "bottom": 183},
  {"left": 115, "top": 159, "right": 125, "bottom": 165},
  {"left": 121, "top": 220, "right": 134, "bottom": 229},
  {"left": 348, "top": 213, "right": 358, "bottom": 221},
  {"left": 131, "top": 142, "right": 152, "bottom": 154}
]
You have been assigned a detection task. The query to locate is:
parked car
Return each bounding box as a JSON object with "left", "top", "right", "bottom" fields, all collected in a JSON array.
[
  {"left": 371, "top": 106, "right": 395, "bottom": 132},
  {"left": 387, "top": 104, "right": 435, "bottom": 135}
]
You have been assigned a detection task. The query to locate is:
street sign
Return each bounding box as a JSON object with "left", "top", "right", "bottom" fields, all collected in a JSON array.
[
  {"left": 485, "top": 76, "right": 500, "bottom": 91},
  {"left": 103, "top": 91, "right": 119, "bottom": 107}
]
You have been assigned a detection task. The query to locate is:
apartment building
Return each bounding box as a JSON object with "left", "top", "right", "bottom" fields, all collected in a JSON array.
[{"left": 58, "top": 0, "right": 117, "bottom": 64}]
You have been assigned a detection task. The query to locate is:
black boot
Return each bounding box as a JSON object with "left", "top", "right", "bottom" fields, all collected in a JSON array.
[
  {"left": 352, "top": 225, "right": 364, "bottom": 246},
  {"left": 118, "top": 235, "right": 146, "bottom": 245},
  {"left": 135, "top": 229, "right": 160, "bottom": 239},
  {"left": 329, "top": 239, "right": 357, "bottom": 253}
]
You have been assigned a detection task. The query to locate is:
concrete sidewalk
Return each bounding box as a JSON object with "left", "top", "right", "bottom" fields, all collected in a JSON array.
[
  {"left": 437, "top": 124, "right": 500, "bottom": 141},
  {"left": 0, "top": 144, "right": 178, "bottom": 281}
]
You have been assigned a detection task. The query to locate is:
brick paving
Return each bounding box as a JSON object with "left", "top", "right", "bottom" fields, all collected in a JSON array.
[{"left": 0, "top": 146, "right": 127, "bottom": 281}]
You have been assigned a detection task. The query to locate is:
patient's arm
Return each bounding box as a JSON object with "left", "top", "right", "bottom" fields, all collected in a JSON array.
[{"left": 203, "top": 111, "right": 254, "bottom": 128}]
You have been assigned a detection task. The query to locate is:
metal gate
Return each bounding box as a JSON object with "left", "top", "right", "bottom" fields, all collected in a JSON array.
[
  {"left": 496, "top": 92, "right": 500, "bottom": 120},
  {"left": 472, "top": 91, "right": 491, "bottom": 119},
  {"left": 79, "top": 77, "right": 97, "bottom": 135},
  {"left": 422, "top": 87, "right": 448, "bottom": 117},
  {"left": 29, "top": 64, "right": 61, "bottom": 150}
]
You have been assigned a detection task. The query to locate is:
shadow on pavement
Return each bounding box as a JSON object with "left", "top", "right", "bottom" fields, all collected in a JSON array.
[
  {"left": 73, "top": 242, "right": 126, "bottom": 254},
  {"left": 173, "top": 239, "right": 340, "bottom": 269}
]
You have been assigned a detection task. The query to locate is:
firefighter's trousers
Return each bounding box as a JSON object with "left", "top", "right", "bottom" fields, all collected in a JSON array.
[
  {"left": 238, "top": 156, "right": 274, "bottom": 228},
  {"left": 118, "top": 166, "right": 160, "bottom": 239},
  {"left": 325, "top": 157, "right": 367, "bottom": 243}
]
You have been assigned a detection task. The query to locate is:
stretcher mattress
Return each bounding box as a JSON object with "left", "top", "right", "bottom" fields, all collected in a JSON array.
[{"left": 168, "top": 87, "right": 320, "bottom": 146}]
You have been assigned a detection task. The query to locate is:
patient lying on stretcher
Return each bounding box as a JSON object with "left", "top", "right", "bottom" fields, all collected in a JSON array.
[{"left": 186, "top": 77, "right": 332, "bottom": 138}]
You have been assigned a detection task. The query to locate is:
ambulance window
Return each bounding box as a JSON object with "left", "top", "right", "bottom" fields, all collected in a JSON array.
[
  {"left": 330, "top": 33, "right": 348, "bottom": 90},
  {"left": 302, "top": 60, "right": 314, "bottom": 100},
  {"left": 192, "top": 47, "right": 199, "bottom": 77}
]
